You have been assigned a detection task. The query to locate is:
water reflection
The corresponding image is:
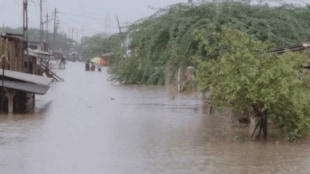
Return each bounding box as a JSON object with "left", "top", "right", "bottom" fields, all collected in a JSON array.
[{"left": 0, "top": 62, "right": 309, "bottom": 174}]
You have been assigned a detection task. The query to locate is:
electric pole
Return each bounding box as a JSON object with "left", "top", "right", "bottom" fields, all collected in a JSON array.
[
  {"left": 45, "top": 13, "right": 49, "bottom": 46},
  {"left": 23, "top": 0, "right": 30, "bottom": 74},
  {"left": 40, "top": 0, "right": 44, "bottom": 50},
  {"left": 52, "top": 8, "right": 58, "bottom": 53},
  {"left": 116, "top": 16, "right": 128, "bottom": 57},
  {"left": 23, "top": 0, "right": 28, "bottom": 41},
  {"left": 116, "top": 16, "right": 122, "bottom": 33}
]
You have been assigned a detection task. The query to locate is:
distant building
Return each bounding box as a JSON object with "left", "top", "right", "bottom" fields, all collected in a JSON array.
[{"left": 28, "top": 41, "right": 49, "bottom": 52}]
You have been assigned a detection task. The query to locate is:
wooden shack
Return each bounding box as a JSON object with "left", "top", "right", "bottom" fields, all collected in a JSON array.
[{"left": 0, "top": 33, "right": 53, "bottom": 113}]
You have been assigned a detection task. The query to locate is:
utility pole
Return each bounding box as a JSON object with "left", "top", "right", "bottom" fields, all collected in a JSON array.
[
  {"left": 52, "top": 8, "right": 58, "bottom": 53},
  {"left": 23, "top": 0, "right": 28, "bottom": 41},
  {"left": 43, "top": 12, "right": 54, "bottom": 51},
  {"left": 45, "top": 13, "right": 49, "bottom": 45},
  {"left": 40, "top": 0, "right": 44, "bottom": 50},
  {"left": 116, "top": 16, "right": 128, "bottom": 57},
  {"left": 23, "top": 0, "right": 30, "bottom": 74},
  {"left": 116, "top": 16, "right": 122, "bottom": 33}
]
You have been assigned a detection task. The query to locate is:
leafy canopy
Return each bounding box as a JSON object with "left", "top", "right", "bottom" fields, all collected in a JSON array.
[
  {"left": 195, "top": 27, "right": 310, "bottom": 141},
  {"left": 109, "top": 1, "right": 310, "bottom": 85}
]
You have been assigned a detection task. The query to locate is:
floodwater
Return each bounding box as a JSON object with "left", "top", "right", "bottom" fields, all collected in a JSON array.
[{"left": 0, "top": 62, "right": 309, "bottom": 174}]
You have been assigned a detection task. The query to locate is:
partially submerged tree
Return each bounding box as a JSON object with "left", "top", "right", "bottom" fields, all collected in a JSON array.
[
  {"left": 195, "top": 27, "right": 310, "bottom": 141},
  {"left": 105, "top": 0, "right": 310, "bottom": 140}
]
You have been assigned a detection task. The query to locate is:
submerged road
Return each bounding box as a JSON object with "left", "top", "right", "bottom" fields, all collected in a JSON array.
[{"left": 0, "top": 62, "right": 309, "bottom": 174}]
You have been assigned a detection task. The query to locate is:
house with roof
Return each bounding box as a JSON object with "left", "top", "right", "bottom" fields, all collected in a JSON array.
[{"left": 0, "top": 33, "right": 54, "bottom": 113}]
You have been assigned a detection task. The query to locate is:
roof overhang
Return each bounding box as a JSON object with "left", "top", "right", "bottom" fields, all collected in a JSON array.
[
  {"left": 1, "top": 80, "right": 49, "bottom": 95},
  {"left": 26, "top": 49, "right": 52, "bottom": 58},
  {"left": 0, "top": 69, "right": 53, "bottom": 86}
]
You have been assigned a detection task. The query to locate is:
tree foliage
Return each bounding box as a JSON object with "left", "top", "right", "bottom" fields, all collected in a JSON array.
[
  {"left": 79, "top": 33, "right": 124, "bottom": 60},
  {"left": 103, "top": 0, "right": 310, "bottom": 140},
  {"left": 194, "top": 27, "right": 310, "bottom": 141},
  {"left": 109, "top": 0, "right": 310, "bottom": 85}
]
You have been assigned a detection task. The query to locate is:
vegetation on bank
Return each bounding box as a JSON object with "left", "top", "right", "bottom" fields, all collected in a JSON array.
[
  {"left": 194, "top": 27, "right": 310, "bottom": 141},
  {"left": 108, "top": 1, "right": 310, "bottom": 85},
  {"left": 78, "top": 33, "right": 124, "bottom": 60},
  {"left": 104, "top": 1, "right": 310, "bottom": 141}
]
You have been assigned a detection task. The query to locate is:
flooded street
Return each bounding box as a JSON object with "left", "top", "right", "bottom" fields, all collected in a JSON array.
[{"left": 0, "top": 62, "right": 309, "bottom": 174}]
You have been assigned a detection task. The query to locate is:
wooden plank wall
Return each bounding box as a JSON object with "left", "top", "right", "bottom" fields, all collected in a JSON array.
[{"left": 0, "top": 38, "right": 24, "bottom": 72}]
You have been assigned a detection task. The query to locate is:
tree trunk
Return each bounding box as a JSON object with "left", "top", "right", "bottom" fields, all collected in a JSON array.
[
  {"left": 251, "top": 104, "right": 268, "bottom": 141},
  {"left": 262, "top": 112, "right": 268, "bottom": 141}
]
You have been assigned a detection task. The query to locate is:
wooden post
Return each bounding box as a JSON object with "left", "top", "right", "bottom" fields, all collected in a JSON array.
[
  {"left": 262, "top": 114, "right": 268, "bottom": 141},
  {"left": 46, "top": 13, "right": 49, "bottom": 45},
  {"left": 52, "top": 9, "right": 58, "bottom": 52},
  {"left": 40, "top": 0, "right": 43, "bottom": 50}
]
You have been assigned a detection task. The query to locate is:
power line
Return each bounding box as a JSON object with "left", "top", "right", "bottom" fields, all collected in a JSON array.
[
  {"left": 58, "top": 12, "right": 106, "bottom": 33},
  {"left": 52, "top": 8, "right": 58, "bottom": 52},
  {"left": 44, "top": 0, "right": 106, "bottom": 21},
  {"left": 57, "top": 12, "right": 114, "bottom": 32},
  {"left": 28, "top": 0, "right": 40, "bottom": 29},
  {"left": 59, "top": 21, "right": 102, "bottom": 36},
  {"left": 38, "top": 0, "right": 119, "bottom": 38},
  {"left": 58, "top": 11, "right": 105, "bottom": 21}
]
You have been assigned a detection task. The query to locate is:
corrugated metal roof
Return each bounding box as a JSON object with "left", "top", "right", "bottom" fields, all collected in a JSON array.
[
  {"left": 26, "top": 49, "right": 52, "bottom": 58},
  {"left": 27, "top": 49, "right": 52, "bottom": 56},
  {"left": 0, "top": 69, "right": 53, "bottom": 86},
  {"left": 0, "top": 80, "right": 49, "bottom": 95},
  {"left": 1, "top": 33, "right": 25, "bottom": 41}
]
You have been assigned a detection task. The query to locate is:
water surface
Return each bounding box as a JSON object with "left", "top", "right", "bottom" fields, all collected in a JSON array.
[{"left": 0, "top": 62, "right": 309, "bottom": 174}]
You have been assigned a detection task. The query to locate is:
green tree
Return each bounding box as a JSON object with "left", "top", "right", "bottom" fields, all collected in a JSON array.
[
  {"left": 195, "top": 27, "right": 310, "bottom": 141},
  {"left": 109, "top": 1, "right": 310, "bottom": 85},
  {"left": 79, "top": 33, "right": 124, "bottom": 61}
]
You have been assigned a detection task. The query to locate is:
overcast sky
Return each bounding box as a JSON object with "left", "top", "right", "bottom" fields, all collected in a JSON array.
[{"left": 0, "top": 0, "right": 187, "bottom": 40}]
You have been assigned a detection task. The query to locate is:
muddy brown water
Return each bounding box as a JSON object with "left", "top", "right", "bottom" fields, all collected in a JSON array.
[{"left": 0, "top": 62, "right": 309, "bottom": 174}]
